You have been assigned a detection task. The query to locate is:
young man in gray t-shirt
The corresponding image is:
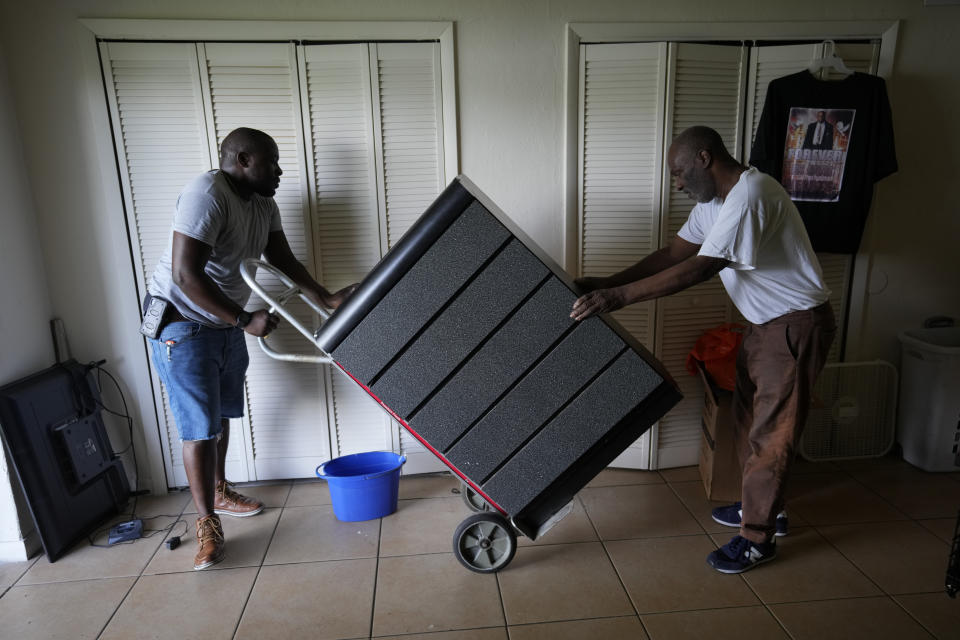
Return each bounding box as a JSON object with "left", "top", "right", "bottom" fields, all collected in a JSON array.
[{"left": 146, "top": 127, "right": 356, "bottom": 570}]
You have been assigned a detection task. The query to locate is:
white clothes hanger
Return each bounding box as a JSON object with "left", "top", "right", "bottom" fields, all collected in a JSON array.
[{"left": 807, "top": 40, "right": 854, "bottom": 78}]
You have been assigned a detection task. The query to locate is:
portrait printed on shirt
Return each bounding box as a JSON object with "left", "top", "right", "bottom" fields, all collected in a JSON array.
[{"left": 781, "top": 107, "right": 856, "bottom": 202}]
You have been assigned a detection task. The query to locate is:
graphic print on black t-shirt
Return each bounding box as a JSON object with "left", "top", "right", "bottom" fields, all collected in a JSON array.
[
  {"left": 783, "top": 107, "right": 856, "bottom": 202},
  {"left": 750, "top": 71, "right": 897, "bottom": 253}
]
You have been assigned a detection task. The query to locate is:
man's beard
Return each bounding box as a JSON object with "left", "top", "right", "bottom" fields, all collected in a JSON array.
[{"left": 683, "top": 171, "right": 715, "bottom": 203}]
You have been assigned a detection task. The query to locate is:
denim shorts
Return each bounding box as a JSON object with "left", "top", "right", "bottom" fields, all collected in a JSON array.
[{"left": 148, "top": 321, "right": 249, "bottom": 441}]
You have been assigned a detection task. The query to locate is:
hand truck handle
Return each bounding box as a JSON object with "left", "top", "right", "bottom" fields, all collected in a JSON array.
[{"left": 239, "top": 258, "right": 333, "bottom": 364}]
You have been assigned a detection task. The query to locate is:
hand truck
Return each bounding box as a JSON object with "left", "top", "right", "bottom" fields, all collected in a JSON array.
[{"left": 241, "top": 175, "right": 682, "bottom": 572}]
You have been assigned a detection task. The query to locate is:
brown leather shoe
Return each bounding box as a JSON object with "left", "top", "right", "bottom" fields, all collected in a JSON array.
[
  {"left": 194, "top": 514, "right": 225, "bottom": 571},
  {"left": 214, "top": 480, "right": 264, "bottom": 517}
]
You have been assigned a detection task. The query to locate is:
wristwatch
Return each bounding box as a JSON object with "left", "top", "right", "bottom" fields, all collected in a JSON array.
[{"left": 234, "top": 310, "right": 252, "bottom": 329}]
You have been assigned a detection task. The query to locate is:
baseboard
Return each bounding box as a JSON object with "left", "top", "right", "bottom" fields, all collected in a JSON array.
[{"left": 0, "top": 527, "right": 40, "bottom": 562}]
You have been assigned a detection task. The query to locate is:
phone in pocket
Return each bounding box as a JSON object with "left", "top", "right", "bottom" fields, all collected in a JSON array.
[{"left": 140, "top": 296, "right": 169, "bottom": 339}]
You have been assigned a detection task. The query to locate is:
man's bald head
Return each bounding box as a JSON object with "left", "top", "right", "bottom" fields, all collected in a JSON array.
[
  {"left": 670, "top": 126, "right": 732, "bottom": 165},
  {"left": 219, "top": 128, "right": 276, "bottom": 169},
  {"left": 667, "top": 126, "right": 742, "bottom": 203},
  {"left": 219, "top": 128, "right": 282, "bottom": 199}
]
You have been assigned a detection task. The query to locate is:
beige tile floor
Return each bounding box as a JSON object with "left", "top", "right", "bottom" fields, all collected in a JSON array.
[{"left": 1, "top": 454, "right": 959, "bottom": 639}]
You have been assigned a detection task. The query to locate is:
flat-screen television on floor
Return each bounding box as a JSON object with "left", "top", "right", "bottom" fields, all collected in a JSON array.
[{"left": 0, "top": 360, "right": 129, "bottom": 561}]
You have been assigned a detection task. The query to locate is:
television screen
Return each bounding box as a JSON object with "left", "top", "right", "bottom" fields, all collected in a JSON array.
[{"left": 0, "top": 359, "right": 129, "bottom": 561}]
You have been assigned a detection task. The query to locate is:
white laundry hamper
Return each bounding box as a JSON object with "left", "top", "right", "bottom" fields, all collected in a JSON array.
[{"left": 897, "top": 327, "right": 960, "bottom": 472}]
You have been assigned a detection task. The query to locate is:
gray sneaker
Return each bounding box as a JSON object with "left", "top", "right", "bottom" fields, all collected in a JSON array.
[{"left": 711, "top": 502, "right": 788, "bottom": 536}]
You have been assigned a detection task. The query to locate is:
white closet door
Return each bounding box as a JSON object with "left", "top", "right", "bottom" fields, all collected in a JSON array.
[
  {"left": 105, "top": 39, "right": 457, "bottom": 485},
  {"left": 745, "top": 42, "right": 879, "bottom": 364},
  {"left": 815, "top": 41, "right": 879, "bottom": 363},
  {"left": 371, "top": 42, "right": 445, "bottom": 250},
  {"left": 578, "top": 42, "right": 667, "bottom": 469},
  {"left": 656, "top": 295, "right": 732, "bottom": 468},
  {"left": 301, "top": 43, "right": 394, "bottom": 461},
  {"left": 662, "top": 43, "right": 747, "bottom": 241},
  {"left": 199, "top": 42, "right": 329, "bottom": 480},
  {"left": 100, "top": 42, "right": 215, "bottom": 487},
  {"left": 743, "top": 43, "right": 820, "bottom": 156},
  {"left": 578, "top": 42, "right": 666, "bottom": 349},
  {"left": 817, "top": 253, "right": 853, "bottom": 363},
  {"left": 371, "top": 42, "right": 448, "bottom": 473},
  {"left": 742, "top": 43, "right": 823, "bottom": 333},
  {"left": 652, "top": 43, "right": 745, "bottom": 469}
]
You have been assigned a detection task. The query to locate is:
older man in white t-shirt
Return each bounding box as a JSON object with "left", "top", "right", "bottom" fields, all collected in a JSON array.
[{"left": 571, "top": 126, "right": 835, "bottom": 574}]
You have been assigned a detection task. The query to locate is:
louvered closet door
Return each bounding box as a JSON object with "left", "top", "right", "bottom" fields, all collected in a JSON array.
[
  {"left": 579, "top": 43, "right": 665, "bottom": 352},
  {"left": 372, "top": 43, "right": 445, "bottom": 250},
  {"left": 744, "top": 42, "right": 880, "bottom": 364},
  {"left": 814, "top": 42, "right": 879, "bottom": 363},
  {"left": 743, "top": 44, "right": 819, "bottom": 154},
  {"left": 740, "top": 44, "right": 822, "bottom": 333},
  {"left": 579, "top": 43, "right": 666, "bottom": 469},
  {"left": 100, "top": 42, "right": 216, "bottom": 487},
  {"left": 652, "top": 43, "right": 746, "bottom": 468},
  {"left": 720, "top": 44, "right": 821, "bottom": 335},
  {"left": 301, "top": 43, "right": 394, "bottom": 462},
  {"left": 371, "top": 42, "right": 448, "bottom": 473},
  {"left": 199, "top": 43, "right": 330, "bottom": 480}
]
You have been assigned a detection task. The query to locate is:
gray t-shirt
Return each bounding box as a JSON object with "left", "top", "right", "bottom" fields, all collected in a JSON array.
[{"left": 149, "top": 170, "right": 283, "bottom": 327}]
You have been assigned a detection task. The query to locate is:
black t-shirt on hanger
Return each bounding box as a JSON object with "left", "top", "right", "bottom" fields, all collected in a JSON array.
[{"left": 749, "top": 71, "right": 897, "bottom": 254}]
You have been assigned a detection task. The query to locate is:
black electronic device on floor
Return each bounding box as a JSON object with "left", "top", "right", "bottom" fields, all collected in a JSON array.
[
  {"left": 0, "top": 359, "right": 129, "bottom": 561},
  {"left": 107, "top": 519, "right": 143, "bottom": 545}
]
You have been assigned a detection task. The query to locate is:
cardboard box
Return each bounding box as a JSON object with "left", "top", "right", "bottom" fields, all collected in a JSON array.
[{"left": 696, "top": 363, "right": 742, "bottom": 503}]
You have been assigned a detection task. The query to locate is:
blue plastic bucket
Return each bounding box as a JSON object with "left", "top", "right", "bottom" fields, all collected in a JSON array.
[{"left": 315, "top": 451, "right": 406, "bottom": 521}]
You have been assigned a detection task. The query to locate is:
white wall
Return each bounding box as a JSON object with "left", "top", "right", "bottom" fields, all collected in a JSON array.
[
  {"left": 851, "top": 11, "right": 960, "bottom": 355},
  {"left": 0, "top": 45, "right": 52, "bottom": 561},
  {"left": 0, "top": 0, "right": 958, "bottom": 522}
]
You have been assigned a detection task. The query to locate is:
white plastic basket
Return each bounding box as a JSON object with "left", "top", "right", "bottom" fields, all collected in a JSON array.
[
  {"left": 897, "top": 327, "right": 960, "bottom": 472},
  {"left": 800, "top": 361, "right": 898, "bottom": 461}
]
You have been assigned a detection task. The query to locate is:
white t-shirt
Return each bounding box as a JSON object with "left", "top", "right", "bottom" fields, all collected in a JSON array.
[
  {"left": 149, "top": 170, "right": 283, "bottom": 327},
  {"left": 677, "top": 167, "right": 829, "bottom": 324}
]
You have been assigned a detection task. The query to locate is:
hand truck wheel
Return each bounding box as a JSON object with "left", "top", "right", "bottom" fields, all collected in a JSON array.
[
  {"left": 452, "top": 512, "right": 517, "bottom": 573},
  {"left": 460, "top": 482, "right": 491, "bottom": 512}
]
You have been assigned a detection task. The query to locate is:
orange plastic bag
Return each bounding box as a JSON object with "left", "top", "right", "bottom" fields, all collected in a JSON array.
[{"left": 685, "top": 323, "right": 746, "bottom": 391}]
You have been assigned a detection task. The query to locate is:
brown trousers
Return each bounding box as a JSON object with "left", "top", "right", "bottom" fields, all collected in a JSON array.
[{"left": 733, "top": 302, "right": 836, "bottom": 543}]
